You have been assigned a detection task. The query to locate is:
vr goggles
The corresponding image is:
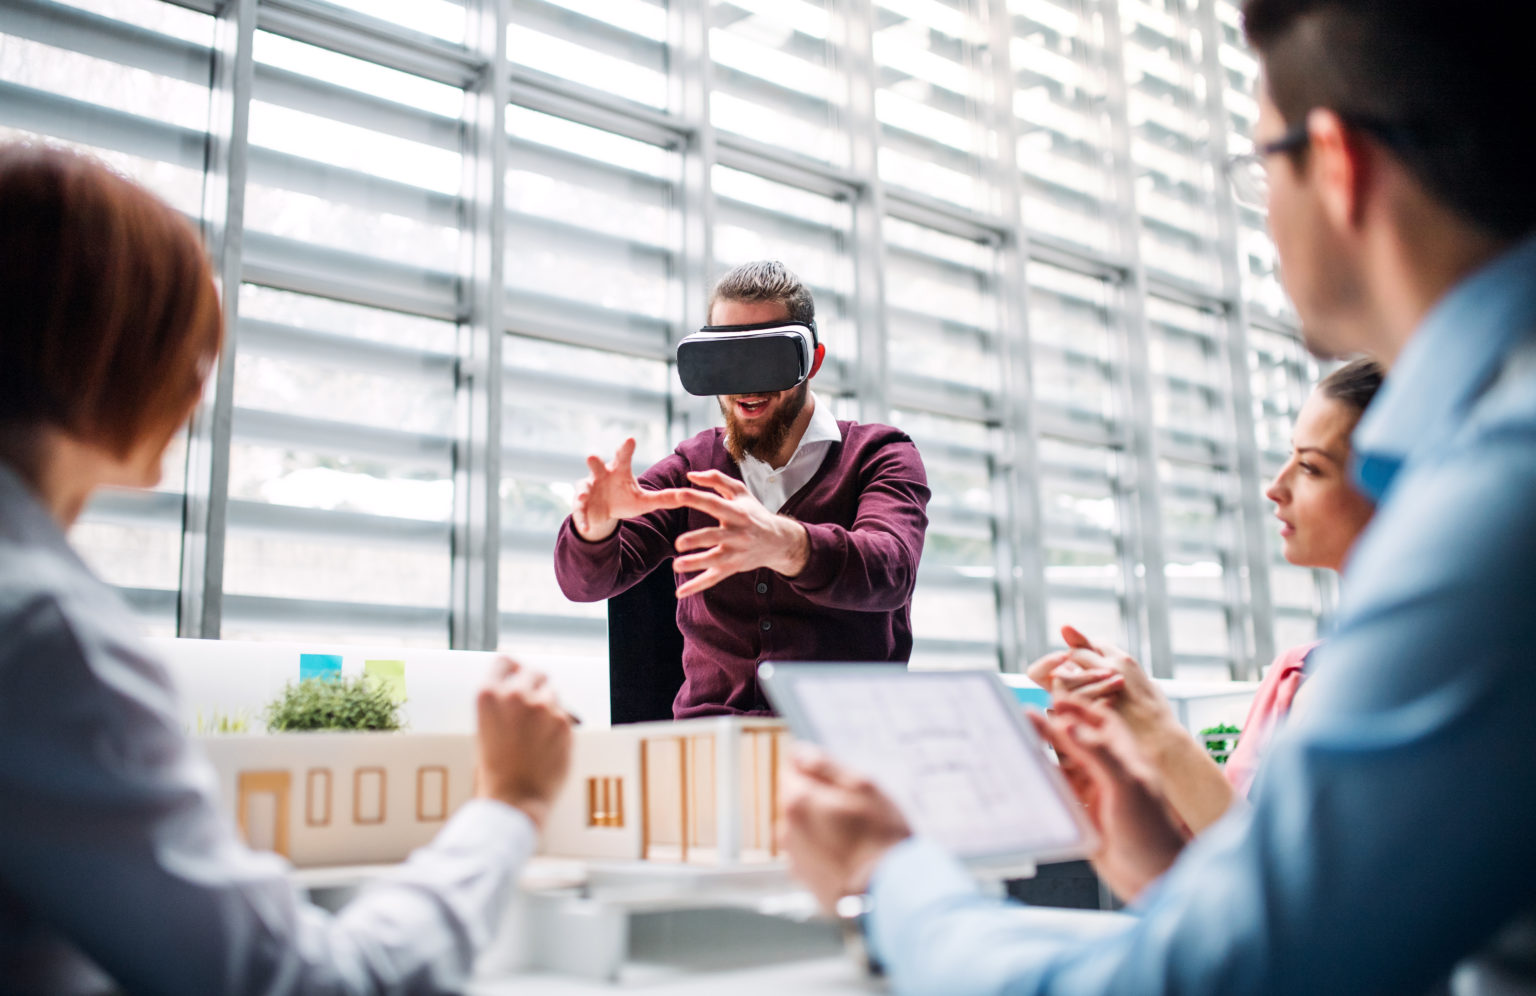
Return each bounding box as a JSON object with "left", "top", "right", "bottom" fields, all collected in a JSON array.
[{"left": 676, "top": 319, "right": 819, "bottom": 397}]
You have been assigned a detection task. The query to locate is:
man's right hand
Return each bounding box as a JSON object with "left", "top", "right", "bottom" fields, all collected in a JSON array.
[
  {"left": 573, "top": 437, "right": 686, "bottom": 541},
  {"left": 475, "top": 657, "right": 574, "bottom": 830},
  {"left": 1028, "top": 698, "right": 1188, "bottom": 903}
]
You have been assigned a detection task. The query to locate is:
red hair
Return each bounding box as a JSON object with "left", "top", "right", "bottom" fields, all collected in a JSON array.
[{"left": 0, "top": 142, "right": 223, "bottom": 457}]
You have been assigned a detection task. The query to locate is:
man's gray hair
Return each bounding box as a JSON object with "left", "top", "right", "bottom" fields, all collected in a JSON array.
[{"left": 708, "top": 260, "right": 816, "bottom": 330}]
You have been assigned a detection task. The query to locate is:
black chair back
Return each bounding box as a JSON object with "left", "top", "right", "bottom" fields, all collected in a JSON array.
[{"left": 606, "top": 564, "right": 686, "bottom": 724}]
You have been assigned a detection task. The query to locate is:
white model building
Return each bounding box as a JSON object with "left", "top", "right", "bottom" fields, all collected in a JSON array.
[
  {"left": 198, "top": 717, "right": 790, "bottom": 869},
  {"left": 540, "top": 716, "right": 789, "bottom": 866}
]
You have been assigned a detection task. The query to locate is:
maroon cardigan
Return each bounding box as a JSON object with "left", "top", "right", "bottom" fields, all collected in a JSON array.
[{"left": 554, "top": 421, "right": 930, "bottom": 718}]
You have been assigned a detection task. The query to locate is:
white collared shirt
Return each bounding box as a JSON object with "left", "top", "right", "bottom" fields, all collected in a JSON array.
[{"left": 737, "top": 391, "right": 842, "bottom": 513}]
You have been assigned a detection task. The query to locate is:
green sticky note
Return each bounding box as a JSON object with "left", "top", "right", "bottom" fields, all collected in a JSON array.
[{"left": 364, "top": 659, "right": 407, "bottom": 703}]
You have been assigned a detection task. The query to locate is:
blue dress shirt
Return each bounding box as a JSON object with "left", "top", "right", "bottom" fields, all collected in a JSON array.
[{"left": 867, "top": 234, "right": 1536, "bottom": 995}]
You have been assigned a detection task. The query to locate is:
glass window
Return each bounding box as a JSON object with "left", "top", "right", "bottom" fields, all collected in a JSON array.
[
  {"left": 1122, "top": 0, "right": 1221, "bottom": 289},
  {"left": 710, "top": 0, "right": 845, "bottom": 165},
  {"left": 712, "top": 164, "right": 856, "bottom": 372},
  {"left": 886, "top": 214, "right": 1003, "bottom": 669},
  {"left": 500, "top": 104, "right": 681, "bottom": 657},
  {"left": 1011, "top": 0, "right": 1118, "bottom": 251},
  {"left": 510, "top": 0, "right": 668, "bottom": 109},
  {"left": 1215, "top": 0, "right": 1293, "bottom": 322},
  {"left": 223, "top": 29, "right": 470, "bottom": 644},
  {"left": 224, "top": 285, "right": 457, "bottom": 645},
  {"left": 874, "top": 0, "right": 995, "bottom": 211},
  {"left": 7, "top": 0, "right": 1298, "bottom": 683}
]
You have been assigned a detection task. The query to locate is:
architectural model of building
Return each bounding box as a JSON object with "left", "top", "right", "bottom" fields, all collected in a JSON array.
[
  {"left": 198, "top": 717, "right": 790, "bottom": 870},
  {"left": 540, "top": 716, "right": 789, "bottom": 866}
]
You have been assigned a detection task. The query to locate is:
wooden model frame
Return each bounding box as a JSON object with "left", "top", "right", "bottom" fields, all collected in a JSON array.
[{"left": 540, "top": 716, "right": 790, "bottom": 866}]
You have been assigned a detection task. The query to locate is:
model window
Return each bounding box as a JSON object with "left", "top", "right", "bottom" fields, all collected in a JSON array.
[{"left": 587, "top": 776, "right": 624, "bottom": 828}]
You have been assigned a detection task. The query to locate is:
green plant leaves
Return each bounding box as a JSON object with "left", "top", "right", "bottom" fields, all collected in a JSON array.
[
  {"left": 264, "top": 675, "right": 405, "bottom": 732},
  {"left": 1200, "top": 723, "right": 1242, "bottom": 765}
]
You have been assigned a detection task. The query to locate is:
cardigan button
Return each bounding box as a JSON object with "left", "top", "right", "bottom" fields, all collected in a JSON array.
[
  {"left": 756, "top": 582, "right": 768, "bottom": 594},
  {"left": 760, "top": 619, "right": 772, "bottom": 631}
]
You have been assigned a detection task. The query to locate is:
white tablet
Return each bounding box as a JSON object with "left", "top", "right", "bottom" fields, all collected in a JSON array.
[{"left": 758, "top": 663, "right": 1095, "bottom": 871}]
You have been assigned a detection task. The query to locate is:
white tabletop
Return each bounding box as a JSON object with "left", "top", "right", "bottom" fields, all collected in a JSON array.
[{"left": 472, "top": 955, "right": 881, "bottom": 995}]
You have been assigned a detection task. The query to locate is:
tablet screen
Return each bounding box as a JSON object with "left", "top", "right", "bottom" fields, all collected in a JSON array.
[{"left": 761, "top": 665, "right": 1091, "bottom": 865}]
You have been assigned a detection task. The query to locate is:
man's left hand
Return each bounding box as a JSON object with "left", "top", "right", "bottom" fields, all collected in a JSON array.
[
  {"left": 670, "top": 469, "right": 810, "bottom": 597},
  {"left": 781, "top": 746, "right": 913, "bottom": 916}
]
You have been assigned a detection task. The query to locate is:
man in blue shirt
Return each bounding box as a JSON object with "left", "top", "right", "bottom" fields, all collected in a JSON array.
[{"left": 782, "top": 0, "right": 1536, "bottom": 992}]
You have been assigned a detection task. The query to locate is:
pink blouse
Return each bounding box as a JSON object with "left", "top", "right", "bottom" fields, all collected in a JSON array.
[{"left": 1224, "top": 641, "right": 1320, "bottom": 797}]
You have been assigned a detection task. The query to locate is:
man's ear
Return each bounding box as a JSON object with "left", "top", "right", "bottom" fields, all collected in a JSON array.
[
  {"left": 809, "top": 342, "right": 826, "bottom": 379},
  {"left": 1308, "top": 107, "right": 1372, "bottom": 231}
]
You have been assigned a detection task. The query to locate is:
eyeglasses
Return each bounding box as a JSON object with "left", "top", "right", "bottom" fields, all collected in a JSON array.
[
  {"left": 1226, "top": 115, "right": 1417, "bottom": 210},
  {"left": 1225, "top": 122, "right": 1310, "bottom": 210}
]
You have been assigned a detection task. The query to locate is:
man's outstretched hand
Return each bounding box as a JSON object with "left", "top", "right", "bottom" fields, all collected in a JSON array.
[
  {"left": 670, "top": 469, "right": 809, "bottom": 597},
  {"left": 571, "top": 441, "right": 811, "bottom": 597},
  {"left": 573, "top": 438, "right": 689, "bottom": 542},
  {"left": 781, "top": 747, "right": 913, "bottom": 916}
]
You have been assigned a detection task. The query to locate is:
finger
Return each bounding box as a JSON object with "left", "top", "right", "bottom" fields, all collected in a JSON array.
[
  {"left": 1027, "top": 710, "right": 1057, "bottom": 749},
  {"left": 1069, "top": 674, "right": 1125, "bottom": 701},
  {"left": 675, "top": 527, "right": 727, "bottom": 554},
  {"left": 1067, "top": 721, "right": 1136, "bottom": 782},
  {"left": 615, "top": 437, "right": 636, "bottom": 472},
  {"left": 586, "top": 455, "right": 607, "bottom": 477},
  {"left": 675, "top": 568, "right": 727, "bottom": 598},
  {"left": 1061, "top": 625, "right": 1101, "bottom": 654},
  {"left": 1029, "top": 712, "right": 1087, "bottom": 771},
  {"left": 791, "top": 745, "right": 875, "bottom": 794},
  {"left": 790, "top": 745, "right": 850, "bottom": 787},
  {"left": 1065, "top": 648, "right": 1111, "bottom": 671},
  {"left": 1026, "top": 651, "right": 1071, "bottom": 686},
  {"left": 638, "top": 486, "right": 694, "bottom": 510},
  {"left": 1039, "top": 715, "right": 1111, "bottom": 783},
  {"left": 668, "top": 488, "right": 737, "bottom": 521},
  {"left": 1096, "top": 642, "right": 1138, "bottom": 666},
  {"left": 1052, "top": 666, "right": 1119, "bottom": 693},
  {"left": 1049, "top": 696, "right": 1110, "bottom": 729},
  {"left": 790, "top": 742, "right": 831, "bottom": 772},
  {"left": 673, "top": 550, "right": 727, "bottom": 576},
  {"left": 489, "top": 655, "right": 522, "bottom": 681},
  {"left": 686, "top": 469, "right": 748, "bottom": 499}
]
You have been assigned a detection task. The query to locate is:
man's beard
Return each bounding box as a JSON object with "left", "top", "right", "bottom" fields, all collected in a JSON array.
[{"left": 720, "top": 382, "right": 809, "bottom": 464}]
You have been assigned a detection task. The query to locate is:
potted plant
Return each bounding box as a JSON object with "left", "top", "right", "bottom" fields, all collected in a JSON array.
[
  {"left": 1199, "top": 723, "right": 1242, "bottom": 766},
  {"left": 264, "top": 675, "right": 405, "bottom": 732}
]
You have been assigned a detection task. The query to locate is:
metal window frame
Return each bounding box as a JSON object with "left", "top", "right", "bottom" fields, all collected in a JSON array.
[
  {"left": 178, "top": 0, "right": 253, "bottom": 638},
  {"left": 449, "top": 0, "right": 509, "bottom": 650}
]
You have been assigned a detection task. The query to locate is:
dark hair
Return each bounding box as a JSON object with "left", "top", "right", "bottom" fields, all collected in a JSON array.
[
  {"left": 1242, "top": 0, "right": 1535, "bottom": 240},
  {"left": 1317, "top": 357, "right": 1383, "bottom": 415},
  {"left": 0, "top": 143, "right": 222, "bottom": 458},
  {"left": 709, "top": 260, "right": 816, "bottom": 338}
]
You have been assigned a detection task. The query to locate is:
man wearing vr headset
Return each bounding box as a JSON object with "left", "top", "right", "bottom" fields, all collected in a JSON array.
[{"left": 554, "top": 261, "right": 930, "bottom": 718}]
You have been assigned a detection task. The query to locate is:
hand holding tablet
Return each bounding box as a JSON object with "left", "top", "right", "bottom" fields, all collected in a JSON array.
[{"left": 762, "top": 663, "right": 1097, "bottom": 874}]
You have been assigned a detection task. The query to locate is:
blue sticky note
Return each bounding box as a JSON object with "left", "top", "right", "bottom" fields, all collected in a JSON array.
[
  {"left": 299, "top": 653, "right": 342, "bottom": 683},
  {"left": 1010, "top": 685, "right": 1053, "bottom": 711}
]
